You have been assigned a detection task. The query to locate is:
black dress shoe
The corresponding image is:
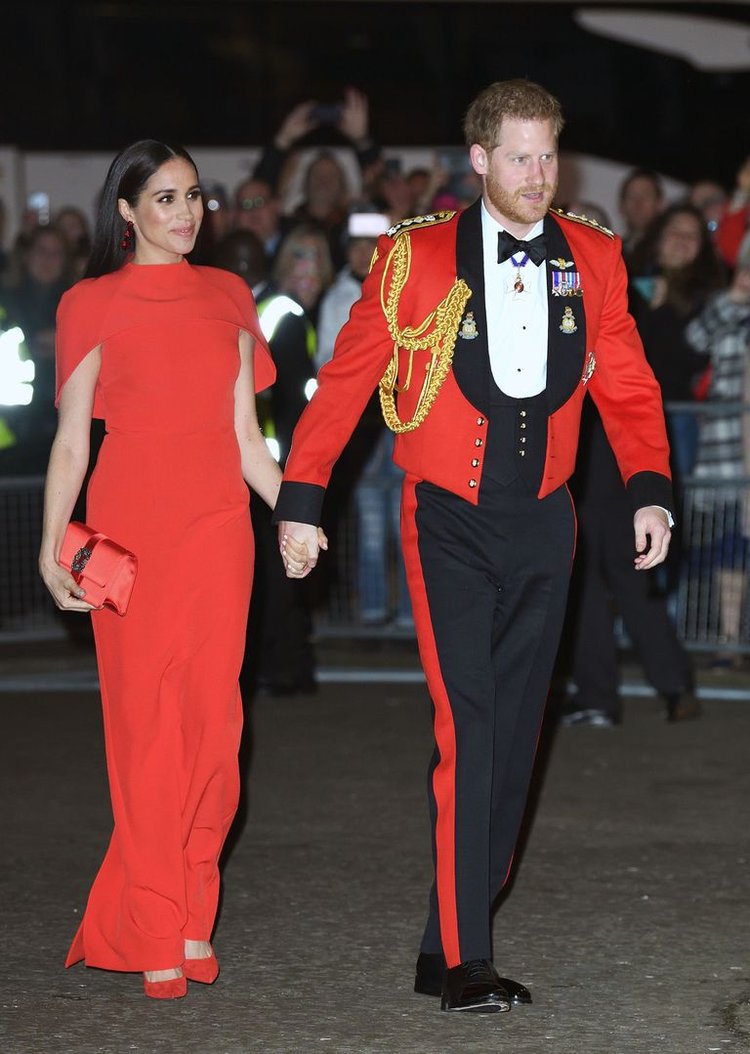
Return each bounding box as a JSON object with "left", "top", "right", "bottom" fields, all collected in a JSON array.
[
  {"left": 415, "top": 952, "right": 532, "bottom": 1004},
  {"left": 441, "top": 959, "right": 512, "bottom": 1013},
  {"left": 664, "top": 691, "right": 701, "bottom": 722}
]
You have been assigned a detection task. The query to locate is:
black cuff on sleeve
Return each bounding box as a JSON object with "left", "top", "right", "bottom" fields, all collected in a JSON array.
[
  {"left": 271, "top": 481, "right": 326, "bottom": 526},
  {"left": 625, "top": 471, "right": 674, "bottom": 517}
]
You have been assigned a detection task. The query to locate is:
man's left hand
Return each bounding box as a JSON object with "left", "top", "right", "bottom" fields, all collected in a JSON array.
[{"left": 633, "top": 506, "right": 671, "bottom": 570}]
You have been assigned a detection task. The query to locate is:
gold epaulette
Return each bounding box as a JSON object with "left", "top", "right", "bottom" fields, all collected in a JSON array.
[
  {"left": 376, "top": 220, "right": 471, "bottom": 434},
  {"left": 551, "top": 206, "right": 614, "bottom": 239},
  {"left": 386, "top": 211, "right": 456, "bottom": 240}
]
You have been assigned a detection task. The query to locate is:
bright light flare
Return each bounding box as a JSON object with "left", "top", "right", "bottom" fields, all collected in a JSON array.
[
  {"left": 0, "top": 326, "right": 35, "bottom": 407},
  {"left": 265, "top": 436, "right": 281, "bottom": 462}
]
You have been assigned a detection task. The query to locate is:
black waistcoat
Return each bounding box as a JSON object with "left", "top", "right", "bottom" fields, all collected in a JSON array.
[{"left": 484, "top": 387, "right": 547, "bottom": 489}]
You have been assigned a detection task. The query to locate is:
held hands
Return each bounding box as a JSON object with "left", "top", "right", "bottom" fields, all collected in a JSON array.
[
  {"left": 278, "top": 522, "right": 329, "bottom": 578},
  {"left": 633, "top": 507, "right": 671, "bottom": 570},
  {"left": 39, "top": 558, "right": 97, "bottom": 612}
]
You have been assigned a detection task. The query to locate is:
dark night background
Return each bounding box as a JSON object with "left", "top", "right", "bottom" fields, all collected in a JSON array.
[{"left": 2, "top": 2, "right": 750, "bottom": 184}]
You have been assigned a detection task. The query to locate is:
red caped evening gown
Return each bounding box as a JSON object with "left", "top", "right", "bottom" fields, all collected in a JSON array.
[{"left": 54, "top": 260, "right": 275, "bottom": 972}]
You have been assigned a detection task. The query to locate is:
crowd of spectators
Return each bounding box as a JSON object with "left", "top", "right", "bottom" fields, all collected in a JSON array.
[
  {"left": 1, "top": 90, "right": 749, "bottom": 687},
  {"left": 563, "top": 158, "right": 750, "bottom": 721}
]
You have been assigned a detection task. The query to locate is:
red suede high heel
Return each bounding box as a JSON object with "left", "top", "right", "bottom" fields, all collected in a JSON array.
[
  {"left": 142, "top": 970, "right": 187, "bottom": 999},
  {"left": 183, "top": 950, "right": 219, "bottom": 984}
]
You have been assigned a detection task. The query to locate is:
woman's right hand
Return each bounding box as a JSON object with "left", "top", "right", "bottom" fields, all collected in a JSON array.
[
  {"left": 278, "top": 521, "right": 322, "bottom": 578},
  {"left": 39, "top": 559, "right": 96, "bottom": 612},
  {"left": 650, "top": 275, "right": 668, "bottom": 309}
]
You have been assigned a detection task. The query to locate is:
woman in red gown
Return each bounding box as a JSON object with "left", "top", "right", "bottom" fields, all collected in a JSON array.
[{"left": 39, "top": 141, "right": 314, "bottom": 999}]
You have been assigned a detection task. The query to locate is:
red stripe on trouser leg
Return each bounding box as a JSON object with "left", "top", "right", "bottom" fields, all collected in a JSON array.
[{"left": 400, "top": 476, "right": 461, "bottom": 968}]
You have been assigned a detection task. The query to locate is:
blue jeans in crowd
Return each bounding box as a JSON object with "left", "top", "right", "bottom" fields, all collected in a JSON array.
[{"left": 355, "top": 430, "right": 413, "bottom": 627}]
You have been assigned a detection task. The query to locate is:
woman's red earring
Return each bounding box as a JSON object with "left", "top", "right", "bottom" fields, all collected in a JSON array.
[{"left": 120, "top": 220, "right": 134, "bottom": 251}]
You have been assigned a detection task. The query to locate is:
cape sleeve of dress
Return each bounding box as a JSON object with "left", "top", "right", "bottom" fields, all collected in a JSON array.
[
  {"left": 207, "top": 268, "right": 276, "bottom": 393},
  {"left": 55, "top": 278, "right": 107, "bottom": 418}
]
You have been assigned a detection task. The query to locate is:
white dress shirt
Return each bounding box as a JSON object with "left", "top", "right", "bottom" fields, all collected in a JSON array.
[
  {"left": 478, "top": 203, "right": 672, "bottom": 526},
  {"left": 480, "top": 202, "right": 547, "bottom": 398}
]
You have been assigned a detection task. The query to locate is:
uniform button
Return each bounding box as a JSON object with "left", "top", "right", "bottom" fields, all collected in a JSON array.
[
  {"left": 519, "top": 450, "right": 526, "bottom": 456},
  {"left": 520, "top": 437, "right": 526, "bottom": 443},
  {"left": 476, "top": 416, "right": 485, "bottom": 426},
  {"left": 469, "top": 478, "right": 477, "bottom": 488},
  {"left": 475, "top": 438, "right": 483, "bottom": 447},
  {"left": 520, "top": 422, "right": 526, "bottom": 429},
  {"left": 471, "top": 458, "right": 479, "bottom": 467},
  {"left": 520, "top": 410, "right": 527, "bottom": 417}
]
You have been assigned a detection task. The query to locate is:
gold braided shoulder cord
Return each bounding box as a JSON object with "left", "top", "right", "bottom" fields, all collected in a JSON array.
[{"left": 377, "top": 233, "right": 471, "bottom": 433}]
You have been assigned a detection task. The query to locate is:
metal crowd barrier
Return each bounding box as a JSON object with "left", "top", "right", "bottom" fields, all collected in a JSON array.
[
  {"left": 676, "top": 476, "right": 749, "bottom": 653},
  {"left": 0, "top": 475, "right": 63, "bottom": 640},
  {"left": 2, "top": 407, "right": 748, "bottom": 652}
]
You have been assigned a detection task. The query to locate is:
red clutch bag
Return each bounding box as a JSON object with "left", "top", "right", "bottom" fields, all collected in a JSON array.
[{"left": 60, "top": 522, "right": 138, "bottom": 615}]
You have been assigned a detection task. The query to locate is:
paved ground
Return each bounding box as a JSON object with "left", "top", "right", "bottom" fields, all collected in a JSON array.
[{"left": 1, "top": 642, "right": 750, "bottom": 1054}]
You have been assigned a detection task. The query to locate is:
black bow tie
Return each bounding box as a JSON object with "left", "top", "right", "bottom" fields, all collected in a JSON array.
[{"left": 497, "top": 230, "right": 547, "bottom": 267}]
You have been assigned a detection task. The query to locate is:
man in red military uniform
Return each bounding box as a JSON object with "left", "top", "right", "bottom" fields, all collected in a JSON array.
[{"left": 274, "top": 80, "right": 672, "bottom": 1013}]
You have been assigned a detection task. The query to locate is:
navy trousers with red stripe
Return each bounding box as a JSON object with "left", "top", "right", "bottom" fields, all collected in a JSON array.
[{"left": 401, "top": 473, "right": 575, "bottom": 967}]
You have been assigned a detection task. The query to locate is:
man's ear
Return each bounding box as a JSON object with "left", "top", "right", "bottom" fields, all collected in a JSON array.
[{"left": 469, "top": 144, "right": 488, "bottom": 176}]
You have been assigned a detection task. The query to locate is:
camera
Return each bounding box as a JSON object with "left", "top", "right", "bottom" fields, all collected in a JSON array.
[{"left": 311, "top": 103, "right": 342, "bottom": 126}]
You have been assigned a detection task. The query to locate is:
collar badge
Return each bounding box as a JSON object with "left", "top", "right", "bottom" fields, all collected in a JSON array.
[
  {"left": 459, "top": 311, "right": 479, "bottom": 340},
  {"left": 560, "top": 306, "right": 578, "bottom": 335}
]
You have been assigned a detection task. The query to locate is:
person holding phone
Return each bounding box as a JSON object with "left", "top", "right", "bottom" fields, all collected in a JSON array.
[
  {"left": 274, "top": 79, "right": 674, "bottom": 1015},
  {"left": 38, "top": 139, "right": 311, "bottom": 999},
  {"left": 252, "top": 88, "right": 383, "bottom": 269}
]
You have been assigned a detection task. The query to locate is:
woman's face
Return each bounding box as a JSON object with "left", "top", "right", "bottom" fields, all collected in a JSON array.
[
  {"left": 56, "top": 209, "right": 88, "bottom": 246},
  {"left": 282, "top": 236, "right": 327, "bottom": 308},
  {"left": 26, "top": 231, "right": 67, "bottom": 285},
  {"left": 658, "top": 212, "right": 703, "bottom": 270},
  {"left": 120, "top": 158, "right": 203, "bottom": 264},
  {"left": 306, "top": 157, "right": 346, "bottom": 208}
]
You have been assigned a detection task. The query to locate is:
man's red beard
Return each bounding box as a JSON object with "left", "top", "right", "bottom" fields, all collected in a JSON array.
[{"left": 485, "top": 171, "right": 557, "bottom": 227}]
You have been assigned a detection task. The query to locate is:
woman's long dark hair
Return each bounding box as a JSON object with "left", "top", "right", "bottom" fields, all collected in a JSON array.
[
  {"left": 630, "top": 202, "right": 726, "bottom": 317},
  {"left": 85, "top": 140, "right": 198, "bottom": 278}
]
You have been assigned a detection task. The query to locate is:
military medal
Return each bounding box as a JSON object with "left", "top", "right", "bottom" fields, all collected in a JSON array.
[
  {"left": 560, "top": 306, "right": 578, "bottom": 334},
  {"left": 510, "top": 251, "right": 529, "bottom": 293},
  {"left": 551, "top": 267, "right": 583, "bottom": 297},
  {"left": 459, "top": 311, "right": 479, "bottom": 340}
]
